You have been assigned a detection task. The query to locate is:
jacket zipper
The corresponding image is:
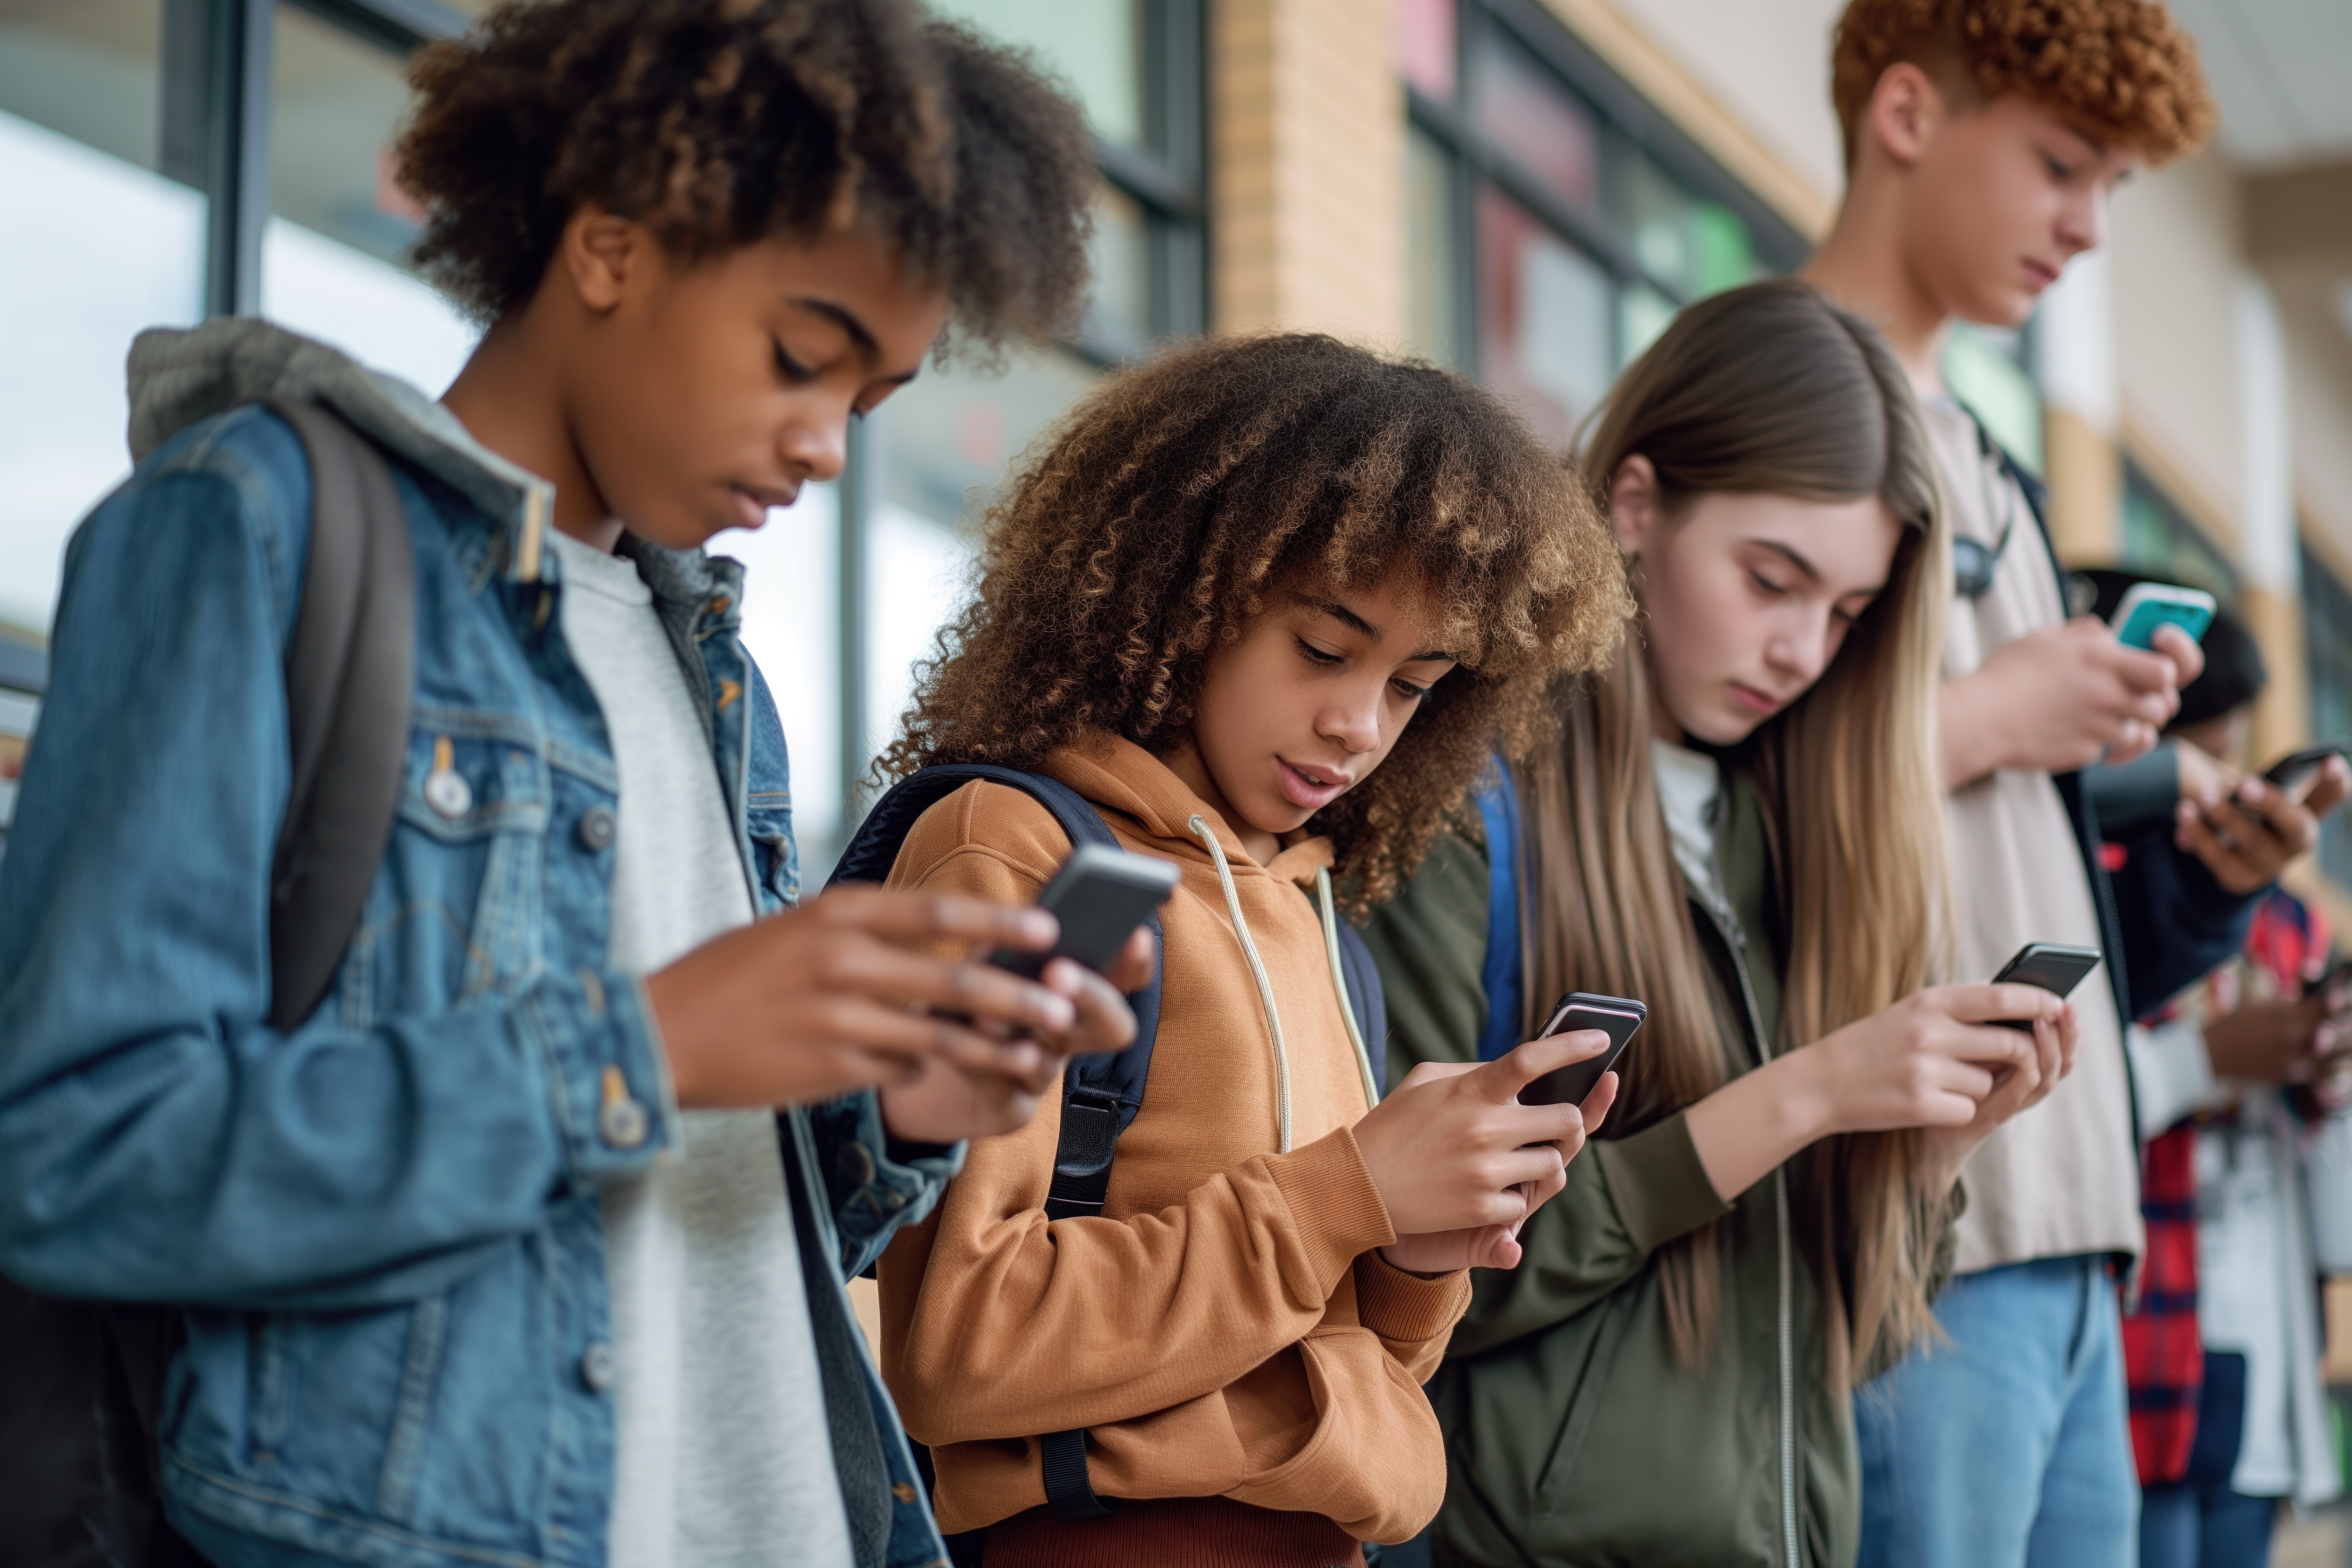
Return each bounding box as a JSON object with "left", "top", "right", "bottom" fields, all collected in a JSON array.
[{"left": 1689, "top": 848, "right": 1801, "bottom": 1568}]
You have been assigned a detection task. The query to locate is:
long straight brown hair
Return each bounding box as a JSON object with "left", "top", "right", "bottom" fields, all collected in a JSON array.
[{"left": 1521, "top": 278, "right": 1950, "bottom": 1385}]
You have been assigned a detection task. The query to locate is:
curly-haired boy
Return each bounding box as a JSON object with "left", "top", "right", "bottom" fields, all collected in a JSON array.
[
  {"left": 0, "top": 5, "right": 1140, "bottom": 1568},
  {"left": 1803, "top": 5, "right": 2345, "bottom": 1567}
]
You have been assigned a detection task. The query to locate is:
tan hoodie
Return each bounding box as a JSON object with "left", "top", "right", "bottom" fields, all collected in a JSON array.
[{"left": 876, "top": 733, "right": 1470, "bottom": 1543}]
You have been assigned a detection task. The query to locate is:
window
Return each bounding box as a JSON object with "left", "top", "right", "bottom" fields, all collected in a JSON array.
[
  {"left": 2123, "top": 460, "right": 2241, "bottom": 603},
  {"left": 0, "top": 0, "right": 1208, "bottom": 876},
  {"left": 803, "top": 0, "right": 1208, "bottom": 868},
  {"left": 2303, "top": 542, "right": 2352, "bottom": 888},
  {"left": 0, "top": 0, "right": 207, "bottom": 642},
  {"left": 1400, "top": 0, "right": 1804, "bottom": 448}
]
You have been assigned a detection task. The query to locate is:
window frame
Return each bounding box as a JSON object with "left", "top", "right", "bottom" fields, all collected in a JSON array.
[{"left": 1405, "top": 0, "right": 1807, "bottom": 385}]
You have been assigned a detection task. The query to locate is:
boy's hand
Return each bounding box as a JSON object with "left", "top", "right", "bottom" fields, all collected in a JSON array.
[
  {"left": 644, "top": 886, "right": 1119, "bottom": 1112},
  {"left": 1356, "top": 1031, "right": 1615, "bottom": 1271},
  {"left": 1941, "top": 618, "right": 2196, "bottom": 787},
  {"left": 878, "top": 931, "right": 1156, "bottom": 1144},
  {"left": 2174, "top": 760, "right": 2351, "bottom": 893}
]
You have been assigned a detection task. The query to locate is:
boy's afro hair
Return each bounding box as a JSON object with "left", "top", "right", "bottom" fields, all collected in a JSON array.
[
  {"left": 1831, "top": 0, "right": 2216, "bottom": 168},
  {"left": 396, "top": 0, "right": 1096, "bottom": 348}
]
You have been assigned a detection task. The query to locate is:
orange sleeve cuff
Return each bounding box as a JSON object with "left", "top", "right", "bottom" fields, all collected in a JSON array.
[
  {"left": 1354, "top": 1251, "right": 1473, "bottom": 1347},
  {"left": 1263, "top": 1125, "right": 1396, "bottom": 1296}
]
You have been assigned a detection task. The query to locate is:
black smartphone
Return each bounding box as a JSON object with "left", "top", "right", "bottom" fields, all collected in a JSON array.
[
  {"left": 1520, "top": 992, "right": 1646, "bottom": 1107},
  {"left": 988, "top": 843, "right": 1179, "bottom": 979},
  {"left": 1987, "top": 942, "right": 2103, "bottom": 1030},
  {"left": 2262, "top": 738, "right": 2352, "bottom": 790}
]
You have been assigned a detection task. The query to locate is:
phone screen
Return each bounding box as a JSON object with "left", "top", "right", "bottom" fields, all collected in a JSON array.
[
  {"left": 1522, "top": 993, "right": 1645, "bottom": 1107},
  {"left": 1987, "top": 943, "right": 2101, "bottom": 1029},
  {"left": 990, "top": 844, "right": 1178, "bottom": 978}
]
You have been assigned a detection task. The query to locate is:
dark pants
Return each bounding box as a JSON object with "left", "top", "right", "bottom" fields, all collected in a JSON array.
[{"left": 2138, "top": 1482, "right": 2277, "bottom": 1568}]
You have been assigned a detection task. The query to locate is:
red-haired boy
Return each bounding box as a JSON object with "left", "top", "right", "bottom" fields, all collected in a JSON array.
[{"left": 1803, "top": 3, "right": 2347, "bottom": 1564}]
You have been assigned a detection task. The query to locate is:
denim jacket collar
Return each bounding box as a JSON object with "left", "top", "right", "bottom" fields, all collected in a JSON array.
[{"left": 127, "top": 317, "right": 556, "bottom": 584}]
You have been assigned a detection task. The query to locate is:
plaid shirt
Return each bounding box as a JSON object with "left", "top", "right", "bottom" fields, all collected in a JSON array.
[{"left": 2119, "top": 884, "right": 2331, "bottom": 1484}]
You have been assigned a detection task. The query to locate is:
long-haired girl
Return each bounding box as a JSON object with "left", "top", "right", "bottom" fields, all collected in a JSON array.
[
  {"left": 870, "top": 332, "right": 1631, "bottom": 1565},
  {"left": 1361, "top": 279, "right": 2078, "bottom": 1566}
]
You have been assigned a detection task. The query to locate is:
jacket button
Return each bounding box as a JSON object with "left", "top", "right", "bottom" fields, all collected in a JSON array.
[
  {"left": 423, "top": 768, "right": 472, "bottom": 819},
  {"left": 577, "top": 807, "right": 617, "bottom": 852},
  {"left": 598, "top": 1093, "right": 648, "bottom": 1150},
  {"left": 836, "top": 1141, "right": 877, "bottom": 1187},
  {"left": 580, "top": 1340, "right": 616, "bottom": 1393}
]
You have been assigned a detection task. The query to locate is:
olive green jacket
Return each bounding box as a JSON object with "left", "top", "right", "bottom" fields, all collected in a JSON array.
[{"left": 1361, "top": 775, "right": 1852, "bottom": 1568}]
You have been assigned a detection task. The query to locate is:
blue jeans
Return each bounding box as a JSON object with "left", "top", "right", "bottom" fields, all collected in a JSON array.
[
  {"left": 1856, "top": 1254, "right": 2138, "bottom": 1568},
  {"left": 2139, "top": 1482, "right": 2278, "bottom": 1568}
]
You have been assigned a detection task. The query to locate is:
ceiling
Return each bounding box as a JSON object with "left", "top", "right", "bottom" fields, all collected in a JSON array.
[{"left": 2163, "top": 0, "right": 2352, "bottom": 170}]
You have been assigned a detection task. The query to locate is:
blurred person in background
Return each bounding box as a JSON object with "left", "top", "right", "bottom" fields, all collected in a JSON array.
[{"left": 2088, "top": 575, "right": 2352, "bottom": 1568}]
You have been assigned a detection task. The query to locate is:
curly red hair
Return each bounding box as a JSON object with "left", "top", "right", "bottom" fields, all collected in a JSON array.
[{"left": 1832, "top": 0, "right": 2216, "bottom": 168}]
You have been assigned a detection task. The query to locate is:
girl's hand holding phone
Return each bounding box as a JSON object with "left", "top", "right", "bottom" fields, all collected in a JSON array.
[
  {"left": 1684, "top": 985, "right": 2074, "bottom": 1204},
  {"left": 1358, "top": 1031, "right": 1621, "bottom": 1274}
]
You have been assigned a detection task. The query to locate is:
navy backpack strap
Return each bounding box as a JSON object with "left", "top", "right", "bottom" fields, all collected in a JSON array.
[
  {"left": 1334, "top": 918, "right": 1387, "bottom": 1095},
  {"left": 830, "top": 763, "right": 1157, "bottom": 1523},
  {"left": 828, "top": 763, "right": 1163, "bottom": 1225},
  {"left": 1472, "top": 756, "right": 1527, "bottom": 1062}
]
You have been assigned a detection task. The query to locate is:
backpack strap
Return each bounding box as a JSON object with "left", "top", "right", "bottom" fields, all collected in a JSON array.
[
  {"left": 1472, "top": 756, "right": 1526, "bottom": 1062},
  {"left": 828, "top": 763, "right": 1165, "bottom": 1225},
  {"left": 263, "top": 401, "right": 415, "bottom": 1033},
  {"left": 832, "top": 764, "right": 1160, "bottom": 1525}
]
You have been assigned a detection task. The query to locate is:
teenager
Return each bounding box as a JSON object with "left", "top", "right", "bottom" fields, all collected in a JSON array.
[
  {"left": 2096, "top": 582, "right": 2351, "bottom": 1568},
  {"left": 1801, "top": 6, "right": 2347, "bottom": 1562},
  {"left": 871, "top": 332, "right": 1633, "bottom": 1565},
  {"left": 0, "top": 6, "right": 1134, "bottom": 1567},
  {"left": 1360, "top": 280, "right": 2077, "bottom": 1568}
]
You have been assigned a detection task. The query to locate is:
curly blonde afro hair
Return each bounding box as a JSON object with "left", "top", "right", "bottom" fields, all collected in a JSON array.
[
  {"left": 1832, "top": 0, "right": 2216, "bottom": 169},
  {"left": 880, "top": 332, "right": 1632, "bottom": 913}
]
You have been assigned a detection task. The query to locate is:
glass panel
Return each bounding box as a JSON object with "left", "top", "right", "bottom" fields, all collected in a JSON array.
[
  {"left": 1405, "top": 125, "right": 1461, "bottom": 369},
  {"left": 0, "top": 0, "right": 205, "bottom": 640},
  {"left": 1475, "top": 186, "right": 1609, "bottom": 452},
  {"left": 1943, "top": 325, "right": 2045, "bottom": 478},
  {"left": 2303, "top": 542, "right": 2352, "bottom": 888},
  {"left": 930, "top": 0, "right": 1142, "bottom": 148},
  {"left": 1393, "top": 0, "right": 1455, "bottom": 102},
  {"left": 2122, "top": 464, "right": 2239, "bottom": 601},
  {"left": 868, "top": 343, "right": 1096, "bottom": 767},
  {"left": 265, "top": 6, "right": 476, "bottom": 396},
  {"left": 1615, "top": 281, "right": 1675, "bottom": 370},
  {"left": 1625, "top": 153, "right": 1753, "bottom": 301},
  {"left": 1085, "top": 182, "right": 1153, "bottom": 356},
  {"left": 1470, "top": 24, "right": 1596, "bottom": 213}
]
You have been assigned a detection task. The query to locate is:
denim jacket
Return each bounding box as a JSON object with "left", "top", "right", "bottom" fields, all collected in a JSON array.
[{"left": 0, "top": 322, "right": 958, "bottom": 1568}]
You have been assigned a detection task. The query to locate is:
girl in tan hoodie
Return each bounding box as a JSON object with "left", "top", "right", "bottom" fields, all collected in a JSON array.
[{"left": 871, "top": 333, "right": 1632, "bottom": 1566}]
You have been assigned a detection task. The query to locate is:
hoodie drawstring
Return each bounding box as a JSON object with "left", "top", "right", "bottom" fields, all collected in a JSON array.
[
  {"left": 1315, "top": 866, "right": 1381, "bottom": 1110},
  {"left": 1187, "top": 813, "right": 1294, "bottom": 1154}
]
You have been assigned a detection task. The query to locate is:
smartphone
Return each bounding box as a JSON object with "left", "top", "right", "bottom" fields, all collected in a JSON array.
[
  {"left": 2109, "top": 582, "right": 2216, "bottom": 652},
  {"left": 2262, "top": 738, "right": 2352, "bottom": 790},
  {"left": 987, "top": 842, "right": 1179, "bottom": 979},
  {"left": 1987, "top": 942, "right": 2103, "bottom": 1030},
  {"left": 1520, "top": 992, "right": 1646, "bottom": 1107}
]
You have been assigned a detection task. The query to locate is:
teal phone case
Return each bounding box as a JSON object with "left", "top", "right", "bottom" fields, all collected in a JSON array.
[{"left": 2115, "top": 599, "right": 2214, "bottom": 651}]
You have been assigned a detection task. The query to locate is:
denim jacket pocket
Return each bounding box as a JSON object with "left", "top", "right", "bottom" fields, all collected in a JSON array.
[{"left": 341, "top": 710, "right": 553, "bottom": 1022}]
